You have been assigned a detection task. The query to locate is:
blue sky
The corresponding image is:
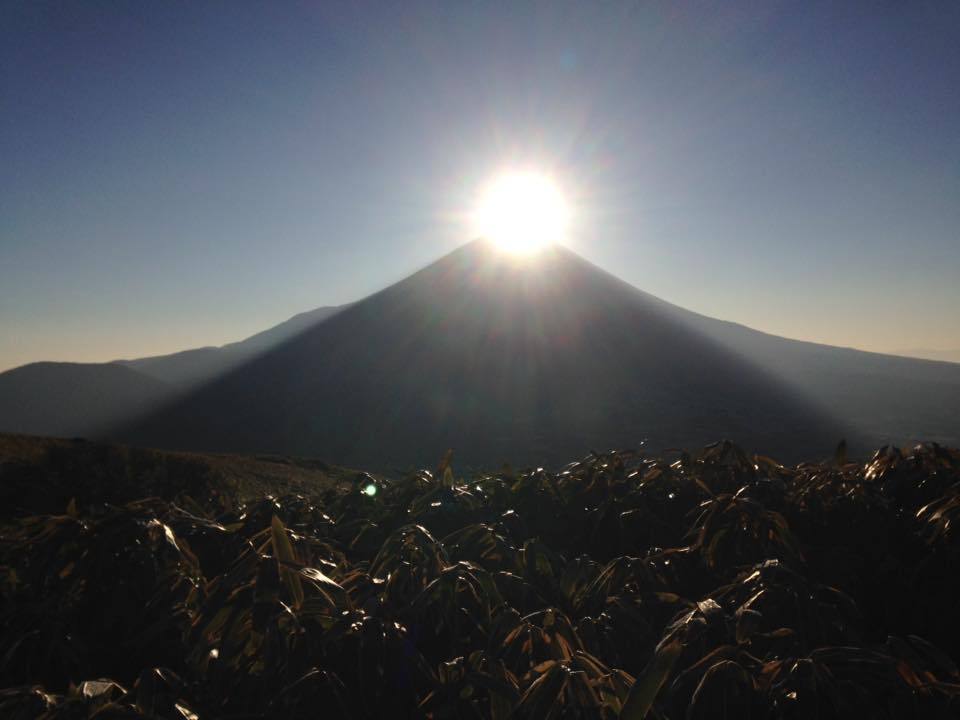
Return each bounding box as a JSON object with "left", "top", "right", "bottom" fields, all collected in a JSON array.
[{"left": 2, "top": 1, "right": 959, "bottom": 370}]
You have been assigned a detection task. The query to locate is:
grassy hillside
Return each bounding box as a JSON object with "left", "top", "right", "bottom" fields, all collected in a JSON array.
[
  {"left": 1, "top": 435, "right": 959, "bottom": 718},
  {"left": 0, "top": 433, "right": 357, "bottom": 517}
]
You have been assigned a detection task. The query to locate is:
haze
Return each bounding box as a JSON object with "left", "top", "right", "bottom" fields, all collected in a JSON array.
[{"left": 2, "top": 1, "right": 959, "bottom": 372}]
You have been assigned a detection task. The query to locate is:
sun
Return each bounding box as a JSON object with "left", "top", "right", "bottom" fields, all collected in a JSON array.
[{"left": 474, "top": 171, "right": 569, "bottom": 255}]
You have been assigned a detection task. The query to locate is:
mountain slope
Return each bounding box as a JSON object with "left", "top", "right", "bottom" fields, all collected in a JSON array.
[
  {"left": 666, "top": 312, "right": 960, "bottom": 449},
  {"left": 115, "top": 241, "right": 860, "bottom": 468},
  {"left": 115, "top": 305, "right": 343, "bottom": 388},
  {"left": 0, "top": 306, "right": 344, "bottom": 438}
]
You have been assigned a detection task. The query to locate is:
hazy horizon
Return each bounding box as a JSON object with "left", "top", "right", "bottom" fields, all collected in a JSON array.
[
  {"left": 2, "top": 238, "right": 959, "bottom": 371},
  {"left": 3, "top": 2, "right": 959, "bottom": 371}
]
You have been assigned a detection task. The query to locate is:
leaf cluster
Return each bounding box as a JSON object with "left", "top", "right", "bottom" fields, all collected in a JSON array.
[{"left": 2, "top": 441, "right": 960, "bottom": 718}]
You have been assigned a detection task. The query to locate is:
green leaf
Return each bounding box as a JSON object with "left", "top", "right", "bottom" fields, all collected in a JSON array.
[
  {"left": 619, "top": 639, "right": 682, "bottom": 719},
  {"left": 271, "top": 514, "right": 304, "bottom": 609}
]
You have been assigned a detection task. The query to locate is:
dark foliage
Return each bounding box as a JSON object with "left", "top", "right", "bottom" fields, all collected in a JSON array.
[{"left": 2, "top": 440, "right": 960, "bottom": 718}]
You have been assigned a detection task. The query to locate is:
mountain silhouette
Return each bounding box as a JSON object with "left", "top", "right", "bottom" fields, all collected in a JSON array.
[
  {"left": 3, "top": 240, "right": 958, "bottom": 469},
  {"left": 111, "top": 241, "right": 871, "bottom": 467}
]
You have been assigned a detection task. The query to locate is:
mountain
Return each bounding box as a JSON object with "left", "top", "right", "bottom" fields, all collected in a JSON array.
[
  {"left": 3, "top": 240, "right": 958, "bottom": 469},
  {"left": 0, "top": 306, "right": 342, "bottom": 438},
  {"left": 114, "top": 239, "right": 947, "bottom": 469}
]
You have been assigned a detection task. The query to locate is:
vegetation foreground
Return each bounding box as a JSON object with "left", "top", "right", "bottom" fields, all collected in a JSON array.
[{"left": 2, "top": 437, "right": 960, "bottom": 719}]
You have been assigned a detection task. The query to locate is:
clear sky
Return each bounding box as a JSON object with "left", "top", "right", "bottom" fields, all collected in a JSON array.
[{"left": 2, "top": 1, "right": 959, "bottom": 371}]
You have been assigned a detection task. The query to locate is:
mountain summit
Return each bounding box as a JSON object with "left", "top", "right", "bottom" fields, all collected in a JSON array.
[{"left": 2, "top": 240, "right": 958, "bottom": 469}]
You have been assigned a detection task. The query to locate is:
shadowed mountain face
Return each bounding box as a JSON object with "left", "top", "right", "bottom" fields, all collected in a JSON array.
[
  {"left": 672, "top": 315, "right": 960, "bottom": 451},
  {"left": 114, "top": 241, "right": 855, "bottom": 468},
  {"left": 115, "top": 305, "right": 343, "bottom": 388},
  {"left": 0, "top": 362, "right": 171, "bottom": 439}
]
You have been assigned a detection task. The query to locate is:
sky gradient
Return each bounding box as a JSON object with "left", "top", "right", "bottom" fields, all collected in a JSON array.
[{"left": 2, "top": 1, "right": 959, "bottom": 371}]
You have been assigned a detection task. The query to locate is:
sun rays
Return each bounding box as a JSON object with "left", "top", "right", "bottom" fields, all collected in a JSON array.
[{"left": 473, "top": 171, "right": 570, "bottom": 255}]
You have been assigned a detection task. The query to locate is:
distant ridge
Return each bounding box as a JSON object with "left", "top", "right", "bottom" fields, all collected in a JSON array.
[{"left": 890, "top": 348, "right": 960, "bottom": 364}]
